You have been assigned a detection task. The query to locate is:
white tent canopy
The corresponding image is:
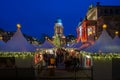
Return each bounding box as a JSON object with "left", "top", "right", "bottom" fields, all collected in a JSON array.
[
  {"left": 3, "top": 25, "right": 36, "bottom": 52},
  {"left": 39, "top": 40, "right": 55, "bottom": 49},
  {"left": 0, "top": 39, "right": 6, "bottom": 51},
  {"left": 111, "top": 35, "right": 120, "bottom": 52},
  {"left": 69, "top": 41, "right": 82, "bottom": 49},
  {"left": 113, "top": 35, "right": 120, "bottom": 46},
  {"left": 84, "top": 29, "right": 116, "bottom": 53}
]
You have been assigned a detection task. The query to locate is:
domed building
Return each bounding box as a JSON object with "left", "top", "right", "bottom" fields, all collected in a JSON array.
[{"left": 52, "top": 18, "right": 66, "bottom": 47}]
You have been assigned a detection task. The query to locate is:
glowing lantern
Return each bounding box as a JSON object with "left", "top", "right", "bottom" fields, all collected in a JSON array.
[
  {"left": 102, "top": 24, "right": 107, "bottom": 29},
  {"left": 115, "top": 31, "right": 119, "bottom": 35},
  {"left": 17, "top": 24, "right": 21, "bottom": 29}
]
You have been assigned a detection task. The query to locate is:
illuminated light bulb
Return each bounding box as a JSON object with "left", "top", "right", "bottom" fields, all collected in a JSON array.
[
  {"left": 115, "top": 31, "right": 119, "bottom": 35},
  {"left": 17, "top": 24, "right": 21, "bottom": 29},
  {"left": 102, "top": 24, "right": 107, "bottom": 29}
]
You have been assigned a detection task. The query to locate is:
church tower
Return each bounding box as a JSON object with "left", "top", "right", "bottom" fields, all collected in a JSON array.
[
  {"left": 54, "top": 18, "right": 64, "bottom": 37},
  {"left": 52, "top": 18, "right": 66, "bottom": 47}
]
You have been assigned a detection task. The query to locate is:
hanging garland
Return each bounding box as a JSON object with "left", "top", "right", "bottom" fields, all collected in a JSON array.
[
  {"left": 0, "top": 51, "right": 120, "bottom": 60},
  {"left": 0, "top": 52, "right": 35, "bottom": 58},
  {"left": 80, "top": 51, "right": 120, "bottom": 60}
]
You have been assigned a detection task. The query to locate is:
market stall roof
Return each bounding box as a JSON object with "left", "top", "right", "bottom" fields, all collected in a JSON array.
[
  {"left": 0, "top": 36, "right": 6, "bottom": 51},
  {"left": 69, "top": 41, "right": 82, "bottom": 49},
  {"left": 4, "top": 24, "right": 36, "bottom": 52},
  {"left": 39, "top": 39, "right": 55, "bottom": 49},
  {"left": 84, "top": 24, "right": 116, "bottom": 53},
  {"left": 113, "top": 31, "right": 120, "bottom": 46}
]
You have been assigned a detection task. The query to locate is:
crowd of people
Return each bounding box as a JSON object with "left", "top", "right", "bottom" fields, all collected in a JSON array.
[{"left": 34, "top": 48, "right": 83, "bottom": 72}]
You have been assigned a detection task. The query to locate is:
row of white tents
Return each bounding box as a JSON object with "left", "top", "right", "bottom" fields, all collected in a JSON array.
[
  {"left": 81, "top": 28, "right": 120, "bottom": 53},
  {"left": 0, "top": 24, "right": 120, "bottom": 53},
  {"left": 67, "top": 25, "right": 120, "bottom": 53},
  {"left": 0, "top": 26, "right": 55, "bottom": 52}
]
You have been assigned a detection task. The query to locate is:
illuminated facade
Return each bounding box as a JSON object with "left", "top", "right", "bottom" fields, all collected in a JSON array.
[
  {"left": 77, "top": 2, "right": 120, "bottom": 42},
  {"left": 52, "top": 18, "right": 66, "bottom": 47},
  {"left": 77, "top": 19, "right": 97, "bottom": 42}
]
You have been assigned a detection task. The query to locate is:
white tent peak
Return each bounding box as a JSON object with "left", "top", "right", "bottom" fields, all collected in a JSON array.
[
  {"left": 69, "top": 41, "right": 82, "bottom": 48},
  {"left": 84, "top": 29, "right": 114, "bottom": 53},
  {"left": 17, "top": 24, "right": 21, "bottom": 29},
  {"left": 113, "top": 35, "right": 120, "bottom": 45},
  {"left": 0, "top": 39, "right": 6, "bottom": 51},
  {"left": 39, "top": 39, "right": 55, "bottom": 49},
  {"left": 4, "top": 27, "right": 35, "bottom": 52}
]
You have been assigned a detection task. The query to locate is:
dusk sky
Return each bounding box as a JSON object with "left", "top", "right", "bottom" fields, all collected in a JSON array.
[{"left": 0, "top": 0, "right": 120, "bottom": 38}]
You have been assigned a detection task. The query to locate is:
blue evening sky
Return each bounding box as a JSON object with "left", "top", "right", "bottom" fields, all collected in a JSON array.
[{"left": 0, "top": 0, "right": 120, "bottom": 38}]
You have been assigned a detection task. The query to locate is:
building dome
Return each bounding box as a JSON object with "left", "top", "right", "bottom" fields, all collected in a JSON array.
[
  {"left": 55, "top": 18, "right": 63, "bottom": 26},
  {"left": 55, "top": 18, "right": 62, "bottom": 23}
]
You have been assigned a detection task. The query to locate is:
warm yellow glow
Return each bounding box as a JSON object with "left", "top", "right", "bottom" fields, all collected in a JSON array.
[
  {"left": 88, "top": 32, "right": 92, "bottom": 35},
  {"left": 115, "top": 31, "right": 119, "bottom": 35},
  {"left": 103, "top": 24, "right": 107, "bottom": 29},
  {"left": 95, "top": 36, "right": 97, "bottom": 40},
  {"left": 17, "top": 24, "right": 21, "bottom": 29},
  {"left": 0, "top": 36, "right": 2, "bottom": 40},
  {"left": 45, "top": 37, "right": 48, "bottom": 40},
  {"left": 45, "top": 50, "right": 48, "bottom": 53},
  {"left": 62, "top": 36, "right": 65, "bottom": 38},
  {"left": 71, "top": 49, "right": 74, "bottom": 52}
]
